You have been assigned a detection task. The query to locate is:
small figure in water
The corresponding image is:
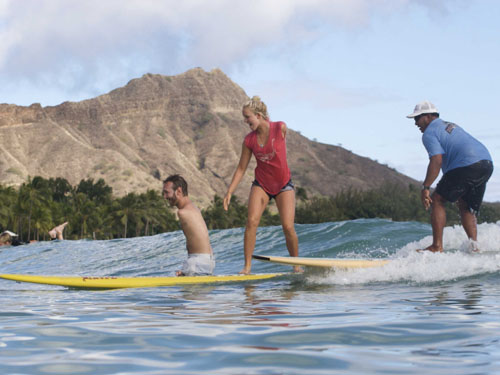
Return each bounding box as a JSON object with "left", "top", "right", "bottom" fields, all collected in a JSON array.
[{"left": 49, "top": 222, "right": 69, "bottom": 240}]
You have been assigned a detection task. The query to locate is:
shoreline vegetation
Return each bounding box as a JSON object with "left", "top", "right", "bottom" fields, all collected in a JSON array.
[{"left": 1, "top": 176, "right": 499, "bottom": 242}]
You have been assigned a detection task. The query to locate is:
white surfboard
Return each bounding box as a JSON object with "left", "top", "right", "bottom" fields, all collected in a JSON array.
[{"left": 253, "top": 255, "right": 390, "bottom": 269}]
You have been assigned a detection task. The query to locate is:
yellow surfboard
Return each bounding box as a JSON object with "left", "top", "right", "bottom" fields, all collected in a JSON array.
[
  {"left": 253, "top": 255, "right": 390, "bottom": 269},
  {"left": 0, "top": 273, "right": 284, "bottom": 290}
]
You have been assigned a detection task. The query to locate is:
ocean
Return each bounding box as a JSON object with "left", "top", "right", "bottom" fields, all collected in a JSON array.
[{"left": 1, "top": 218, "right": 500, "bottom": 375}]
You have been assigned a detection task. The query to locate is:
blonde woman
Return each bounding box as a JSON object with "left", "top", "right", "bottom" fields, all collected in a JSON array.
[{"left": 224, "top": 96, "right": 300, "bottom": 274}]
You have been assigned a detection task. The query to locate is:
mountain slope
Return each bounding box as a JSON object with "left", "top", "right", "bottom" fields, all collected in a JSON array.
[{"left": 0, "top": 68, "right": 417, "bottom": 207}]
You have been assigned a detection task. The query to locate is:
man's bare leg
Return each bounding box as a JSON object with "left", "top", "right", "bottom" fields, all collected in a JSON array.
[
  {"left": 457, "top": 198, "right": 479, "bottom": 252},
  {"left": 418, "top": 193, "right": 446, "bottom": 252},
  {"left": 49, "top": 222, "right": 68, "bottom": 240}
]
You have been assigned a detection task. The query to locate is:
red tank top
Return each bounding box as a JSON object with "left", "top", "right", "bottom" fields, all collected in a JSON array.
[{"left": 244, "top": 121, "right": 291, "bottom": 195}]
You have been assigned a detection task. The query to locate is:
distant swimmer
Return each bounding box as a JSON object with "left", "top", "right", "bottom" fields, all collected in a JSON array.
[
  {"left": 0, "top": 231, "right": 13, "bottom": 246},
  {"left": 49, "top": 222, "right": 69, "bottom": 240},
  {"left": 0, "top": 224, "right": 68, "bottom": 245},
  {"left": 162, "top": 174, "right": 215, "bottom": 276},
  {"left": 0, "top": 231, "right": 27, "bottom": 246},
  {"left": 407, "top": 100, "right": 493, "bottom": 252},
  {"left": 223, "top": 96, "right": 301, "bottom": 274}
]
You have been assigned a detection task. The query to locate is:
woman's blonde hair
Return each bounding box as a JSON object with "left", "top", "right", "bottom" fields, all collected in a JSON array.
[{"left": 243, "top": 96, "right": 269, "bottom": 120}]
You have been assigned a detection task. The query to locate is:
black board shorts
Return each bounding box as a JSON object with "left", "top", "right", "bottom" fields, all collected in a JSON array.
[{"left": 436, "top": 160, "right": 493, "bottom": 213}]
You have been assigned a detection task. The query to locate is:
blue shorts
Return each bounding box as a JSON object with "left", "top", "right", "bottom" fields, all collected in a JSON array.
[
  {"left": 436, "top": 159, "right": 493, "bottom": 213},
  {"left": 252, "top": 179, "right": 294, "bottom": 200}
]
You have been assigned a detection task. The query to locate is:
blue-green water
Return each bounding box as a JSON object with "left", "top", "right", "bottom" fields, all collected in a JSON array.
[{"left": 1, "top": 219, "right": 500, "bottom": 374}]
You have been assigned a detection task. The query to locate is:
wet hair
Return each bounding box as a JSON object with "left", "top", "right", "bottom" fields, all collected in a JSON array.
[
  {"left": 0, "top": 232, "right": 12, "bottom": 245},
  {"left": 163, "top": 174, "right": 188, "bottom": 196},
  {"left": 243, "top": 96, "right": 269, "bottom": 120}
]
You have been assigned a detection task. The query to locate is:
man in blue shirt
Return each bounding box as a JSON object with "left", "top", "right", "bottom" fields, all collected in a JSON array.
[{"left": 407, "top": 100, "right": 493, "bottom": 252}]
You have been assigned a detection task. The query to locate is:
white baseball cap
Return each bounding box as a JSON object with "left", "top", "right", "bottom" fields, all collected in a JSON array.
[{"left": 407, "top": 100, "right": 439, "bottom": 118}]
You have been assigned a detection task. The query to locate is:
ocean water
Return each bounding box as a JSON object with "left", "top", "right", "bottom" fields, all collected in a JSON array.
[{"left": 1, "top": 218, "right": 500, "bottom": 375}]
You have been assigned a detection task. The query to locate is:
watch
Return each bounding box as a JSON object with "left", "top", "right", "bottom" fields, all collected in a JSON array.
[{"left": 422, "top": 186, "right": 430, "bottom": 190}]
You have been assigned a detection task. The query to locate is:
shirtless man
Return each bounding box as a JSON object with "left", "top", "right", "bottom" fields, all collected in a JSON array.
[{"left": 162, "top": 174, "right": 215, "bottom": 276}]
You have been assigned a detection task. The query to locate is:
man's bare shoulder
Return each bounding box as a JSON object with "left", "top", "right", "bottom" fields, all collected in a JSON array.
[
  {"left": 178, "top": 200, "right": 200, "bottom": 215},
  {"left": 177, "top": 200, "right": 204, "bottom": 223},
  {"left": 176, "top": 198, "right": 212, "bottom": 254}
]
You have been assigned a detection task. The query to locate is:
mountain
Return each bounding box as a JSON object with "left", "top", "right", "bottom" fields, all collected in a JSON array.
[{"left": 0, "top": 68, "right": 418, "bottom": 207}]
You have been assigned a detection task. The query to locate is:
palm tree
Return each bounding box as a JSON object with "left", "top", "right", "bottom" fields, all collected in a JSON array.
[
  {"left": 31, "top": 204, "right": 53, "bottom": 241},
  {"left": 69, "top": 191, "right": 97, "bottom": 239},
  {"left": 139, "top": 190, "right": 176, "bottom": 236},
  {"left": 16, "top": 177, "right": 49, "bottom": 241},
  {"left": 0, "top": 185, "right": 17, "bottom": 231},
  {"left": 112, "top": 193, "right": 144, "bottom": 238}
]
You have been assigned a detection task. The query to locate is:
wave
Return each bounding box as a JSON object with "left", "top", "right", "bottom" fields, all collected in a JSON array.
[{"left": 1, "top": 219, "right": 499, "bottom": 285}]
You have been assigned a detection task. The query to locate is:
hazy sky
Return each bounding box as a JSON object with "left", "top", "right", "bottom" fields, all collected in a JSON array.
[{"left": 1, "top": 0, "right": 498, "bottom": 201}]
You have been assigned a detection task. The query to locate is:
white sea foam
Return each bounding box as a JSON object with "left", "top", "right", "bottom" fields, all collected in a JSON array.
[
  {"left": 308, "top": 222, "right": 500, "bottom": 285},
  {"left": 398, "top": 221, "right": 500, "bottom": 255}
]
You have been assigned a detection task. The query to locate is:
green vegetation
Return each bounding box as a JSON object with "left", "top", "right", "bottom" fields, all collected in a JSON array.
[
  {"left": 202, "top": 195, "right": 280, "bottom": 230},
  {"left": 157, "top": 127, "right": 167, "bottom": 139},
  {"left": 6, "top": 167, "right": 23, "bottom": 177},
  {"left": 201, "top": 183, "right": 500, "bottom": 228},
  {"left": 0, "top": 176, "right": 178, "bottom": 242},
  {"left": 1, "top": 178, "right": 499, "bottom": 242},
  {"left": 296, "top": 184, "right": 431, "bottom": 223}
]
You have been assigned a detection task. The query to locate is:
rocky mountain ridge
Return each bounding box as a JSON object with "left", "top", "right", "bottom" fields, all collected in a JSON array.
[{"left": 0, "top": 68, "right": 417, "bottom": 207}]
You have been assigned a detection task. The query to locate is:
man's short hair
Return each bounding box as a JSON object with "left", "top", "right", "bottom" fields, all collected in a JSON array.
[{"left": 163, "top": 174, "right": 188, "bottom": 196}]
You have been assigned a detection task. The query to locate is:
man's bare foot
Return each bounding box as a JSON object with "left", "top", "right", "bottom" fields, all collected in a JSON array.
[
  {"left": 55, "top": 222, "right": 68, "bottom": 234},
  {"left": 416, "top": 245, "right": 443, "bottom": 253},
  {"left": 176, "top": 270, "right": 185, "bottom": 276},
  {"left": 239, "top": 268, "right": 251, "bottom": 275},
  {"left": 469, "top": 241, "right": 480, "bottom": 253},
  {"left": 293, "top": 266, "right": 304, "bottom": 273}
]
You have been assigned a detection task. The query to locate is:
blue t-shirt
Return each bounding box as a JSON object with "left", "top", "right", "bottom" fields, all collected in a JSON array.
[{"left": 422, "top": 118, "right": 492, "bottom": 174}]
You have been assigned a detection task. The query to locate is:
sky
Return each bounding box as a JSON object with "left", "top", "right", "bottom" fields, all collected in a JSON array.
[{"left": 1, "top": 0, "right": 499, "bottom": 201}]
